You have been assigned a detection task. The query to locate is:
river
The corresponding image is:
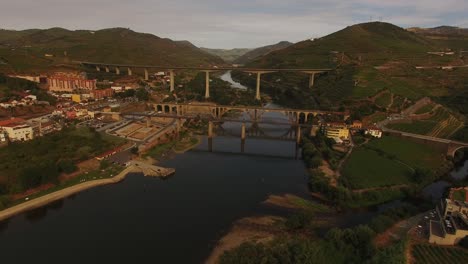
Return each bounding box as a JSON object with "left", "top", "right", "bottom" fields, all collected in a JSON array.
[
  {"left": 219, "top": 70, "right": 247, "bottom": 90},
  {"left": 0, "top": 126, "right": 310, "bottom": 263}
]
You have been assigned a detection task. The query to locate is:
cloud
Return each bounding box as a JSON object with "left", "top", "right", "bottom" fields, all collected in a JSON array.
[{"left": 0, "top": 0, "right": 465, "bottom": 48}]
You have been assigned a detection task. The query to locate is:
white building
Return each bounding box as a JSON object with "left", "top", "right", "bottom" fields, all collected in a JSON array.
[
  {"left": 365, "top": 127, "right": 383, "bottom": 138},
  {"left": 0, "top": 118, "right": 34, "bottom": 142}
]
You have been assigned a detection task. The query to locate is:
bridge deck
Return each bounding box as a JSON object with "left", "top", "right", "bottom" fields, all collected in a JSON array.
[{"left": 76, "top": 61, "right": 332, "bottom": 72}]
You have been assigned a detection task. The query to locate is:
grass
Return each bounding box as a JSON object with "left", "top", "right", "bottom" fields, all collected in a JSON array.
[
  {"left": 415, "top": 103, "right": 435, "bottom": 115},
  {"left": 387, "top": 107, "right": 461, "bottom": 138},
  {"left": 341, "top": 135, "right": 446, "bottom": 189},
  {"left": 144, "top": 142, "right": 174, "bottom": 158},
  {"left": 374, "top": 92, "right": 392, "bottom": 108},
  {"left": 366, "top": 136, "right": 445, "bottom": 170},
  {"left": 412, "top": 244, "right": 468, "bottom": 264},
  {"left": 368, "top": 112, "right": 388, "bottom": 124},
  {"left": 7, "top": 164, "right": 125, "bottom": 208},
  {"left": 287, "top": 195, "right": 330, "bottom": 213},
  {"left": 388, "top": 121, "right": 436, "bottom": 135},
  {"left": 452, "top": 189, "right": 467, "bottom": 202},
  {"left": 342, "top": 148, "right": 413, "bottom": 189}
]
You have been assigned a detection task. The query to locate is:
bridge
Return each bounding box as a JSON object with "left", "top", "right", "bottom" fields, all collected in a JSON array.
[
  {"left": 76, "top": 61, "right": 332, "bottom": 100},
  {"left": 150, "top": 103, "right": 349, "bottom": 123}
]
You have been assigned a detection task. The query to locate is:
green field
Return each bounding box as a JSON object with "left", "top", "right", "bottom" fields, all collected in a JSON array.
[
  {"left": 366, "top": 136, "right": 445, "bottom": 169},
  {"left": 387, "top": 107, "right": 461, "bottom": 138},
  {"left": 415, "top": 103, "right": 435, "bottom": 114},
  {"left": 342, "top": 148, "right": 413, "bottom": 189},
  {"left": 342, "top": 136, "right": 446, "bottom": 189},
  {"left": 412, "top": 244, "right": 468, "bottom": 264},
  {"left": 375, "top": 92, "right": 392, "bottom": 108}
]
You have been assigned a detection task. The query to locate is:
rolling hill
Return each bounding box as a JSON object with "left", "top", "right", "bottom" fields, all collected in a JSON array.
[
  {"left": 0, "top": 27, "right": 224, "bottom": 72},
  {"left": 200, "top": 47, "right": 252, "bottom": 62},
  {"left": 233, "top": 41, "right": 292, "bottom": 65},
  {"left": 232, "top": 22, "right": 467, "bottom": 111}
]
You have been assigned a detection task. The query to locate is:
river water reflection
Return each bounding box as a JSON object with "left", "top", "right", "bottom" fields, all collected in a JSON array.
[{"left": 0, "top": 135, "right": 309, "bottom": 263}]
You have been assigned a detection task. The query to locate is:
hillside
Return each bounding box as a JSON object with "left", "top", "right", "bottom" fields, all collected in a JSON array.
[
  {"left": 407, "top": 26, "right": 468, "bottom": 50},
  {"left": 233, "top": 41, "right": 292, "bottom": 64},
  {"left": 407, "top": 26, "right": 468, "bottom": 37},
  {"left": 0, "top": 28, "right": 224, "bottom": 72},
  {"left": 200, "top": 47, "right": 252, "bottom": 62},
  {"left": 232, "top": 22, "right": 467, "bottom": 112}
]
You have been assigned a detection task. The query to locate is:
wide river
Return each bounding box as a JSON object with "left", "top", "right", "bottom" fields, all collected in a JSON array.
[{"left": 0, "top": 120, "right": 309, "bottom": 263}]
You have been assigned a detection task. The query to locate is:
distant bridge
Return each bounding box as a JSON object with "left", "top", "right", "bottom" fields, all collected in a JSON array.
[{"left": 75, "top": 60, "right": 333, "bottom": 100}]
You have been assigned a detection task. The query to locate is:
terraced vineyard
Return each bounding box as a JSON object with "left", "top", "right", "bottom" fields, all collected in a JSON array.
[
  {"left": 387, "top": 107, "right": 463, "bottom": 138},
  {"left": 412, "top": 244, "right": 468, "bottom": 264}
]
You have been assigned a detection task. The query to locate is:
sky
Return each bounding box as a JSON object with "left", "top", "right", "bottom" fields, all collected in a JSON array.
[{"left": 0, "top": 0, "right": 467, "bottom": 49}]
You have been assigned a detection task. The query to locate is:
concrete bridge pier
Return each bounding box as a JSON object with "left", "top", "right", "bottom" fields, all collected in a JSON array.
[
  {"left": 302, "top": 71, "right": 323, "bottom": 88},
  {"left": 96, "top": 66, "right": 101, "bottom": 72},
  {"left": 144, "top": 69, "right": 149, "bottom": 81},
  {"left": 128, "top": 67, "right": 133, "bottom": 76},
  {"left": 208, "top": 121, "right": 213, "bottom": 138},
  {"left": 241, "top": 123, "right": 246, "bottom": 140},
  {"left": 296, "top": 126, "right": 302, "bottom": 144},
  {"left": 116, "top": 67, "right": 120, "bottom": 75},
  {"left": 205, "top": 71, "right": 211, "bottom": 99},
  {"left": 105, "top": 66, "right": 110, "bottom": 73},
  {"left": 146, "top": 117, "right": 151, "bottom": 128},
  {"left": 245, "top": 70, "right": 276, "bottom": 100},
  {"left": 169, "top": 70, "right": 175, "bottom": 92}
]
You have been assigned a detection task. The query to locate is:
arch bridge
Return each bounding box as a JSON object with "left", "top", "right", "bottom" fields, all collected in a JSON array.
[{"left": 151, "top": 103, "right": 349, "bottom": 124}]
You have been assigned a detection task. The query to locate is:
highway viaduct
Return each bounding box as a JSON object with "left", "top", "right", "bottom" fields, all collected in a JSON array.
[{"left": 76, "top": 61, "right": 332, "bottom": 100}]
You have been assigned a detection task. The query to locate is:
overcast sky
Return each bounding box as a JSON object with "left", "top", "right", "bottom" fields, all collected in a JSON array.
[{"left": 1, "top": 0, "right": 467, "bottom": 49}]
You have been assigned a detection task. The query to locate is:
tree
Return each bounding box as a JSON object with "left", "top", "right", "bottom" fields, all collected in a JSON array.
[
  {"left": 100, "top": 160, "right": 111, "bottom": 170},
  {"left": 135, "top": 88, "right": 149, "bottom": 101},
  {"left": 57, "top": 159, "right": 78, "bottom": 174}
]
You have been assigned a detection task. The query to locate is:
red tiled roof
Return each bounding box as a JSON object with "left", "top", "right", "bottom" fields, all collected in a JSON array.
[{"left": 0, "top": 118, "right": 26, "bottom": 127}]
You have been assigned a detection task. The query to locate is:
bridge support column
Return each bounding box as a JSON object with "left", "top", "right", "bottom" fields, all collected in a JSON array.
[
  {"left": 205, "top": 71, "right": 211, "bottom": 99},
  {"left": 308, "top": 73, "right": 315, "bottom": 88},
  {"left": 245, "top": 70, "right": 275, "bottom": 101},
  {"left": 241, "top": 123, "right": 246, "bottom": 140},
  {"left": 116, "top": 67, "right": 120, "bottom": 75},
  {"left": 169, "top": 70, "right": 175, "bottom": 92},
  {"left": 146, "top": 117, "right": 151, "bottom": 128},
  {"left": 302, "top": 71, "right": 323, "bottom": 88},
  {"left": 208, "top": 121, "right": 213, "bottom": 138},
  {"left": 144, "top": 69, "right": 149, "bottom": 81},
  {"left": 128, "top": 67, "right": 132, "bottom": 76},
  {"left": 296, "top": 126, "right": 302, "bottom": 144},
  {"left": 105, "top": 66, "right": 110, "bottom": 73},
  {"left": 255, "top": 72, "right": 262, "bottom": 100},
  {"left": 96, "top": 66, "right": 100, "bottom": 72}
]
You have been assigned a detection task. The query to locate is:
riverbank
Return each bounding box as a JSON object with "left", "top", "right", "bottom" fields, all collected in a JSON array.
[
  {"left": 205, "top": 215, "right": 283, "bottom": 264},
  {"left": 0, "top": 162, "right": 176, "bottom": 222}
]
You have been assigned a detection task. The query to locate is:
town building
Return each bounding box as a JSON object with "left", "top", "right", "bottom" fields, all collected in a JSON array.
[
  {"left": 322, "top": 122, "right": 350, "bottom": 141},
  {"left": 351, "top": 120, "right": 363, "bottom": 130},
  {"left": 429, "top": 192, "right": 468, "bottom": 246},
  {"left": 71, "top": 94, "right": 82, "bottom": 103},
  {"left": 0, "top": 118, "right": 34, "bottom": 142},
  {"left": 365, "top": 127, "right": 383, "bottom": 138},
  {"left": 91, "top": 88, "right": 114, "bottom": 100},
  {"left": 47, "top": 78, "right": 97, "bottom": 92}
]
